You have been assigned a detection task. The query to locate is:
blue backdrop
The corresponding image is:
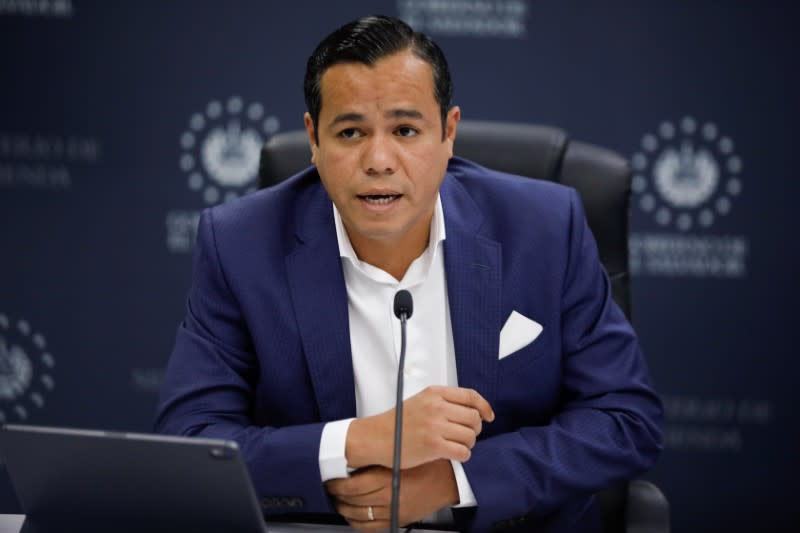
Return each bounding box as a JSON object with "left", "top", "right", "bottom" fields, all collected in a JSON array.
[{"left": 1, "top": 1, "right": 798, "bottom": 530}]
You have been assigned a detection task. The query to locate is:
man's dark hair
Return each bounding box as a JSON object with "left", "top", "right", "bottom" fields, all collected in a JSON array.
[{"left": 304, "top": 15, "right": 453, "bottom": 143}]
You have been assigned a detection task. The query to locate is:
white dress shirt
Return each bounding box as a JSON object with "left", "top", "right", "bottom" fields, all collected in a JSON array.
[{"left": 318, "top": 195, "right": 477, "bottom": 517}]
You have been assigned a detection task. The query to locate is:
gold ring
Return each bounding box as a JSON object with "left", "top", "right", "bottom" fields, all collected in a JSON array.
[{"left": 367, "top": 505, "right": 375, "bottom": 521}]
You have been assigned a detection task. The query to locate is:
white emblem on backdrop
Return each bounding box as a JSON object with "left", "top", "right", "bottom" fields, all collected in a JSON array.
[
  {"left": 167, "top": 96, "right": 281, "bottom": 253},
  {"left": 632, "top": 116, "right": 742, "bottom": 231},
  {"left": 397, "top": 0, "right": 527, "bottom": 38},
  {"left": 180, "top": 96, "right": 280, "bottom": 205},
  {"left": 629, "top": 116, "right": 748, "bottom": 278},
  {"left": 0, "top": 314, "right": 56, "bottom": 422}
]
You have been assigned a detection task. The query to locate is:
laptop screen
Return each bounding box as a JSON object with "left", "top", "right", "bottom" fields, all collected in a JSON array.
[{"left": 0, "top": 424, "right": 267, "bottom": 532}]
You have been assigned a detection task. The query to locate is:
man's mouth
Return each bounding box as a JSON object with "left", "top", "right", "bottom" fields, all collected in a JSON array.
[{"left": 358, "top": 194, "right": 402, "bottom": 205}]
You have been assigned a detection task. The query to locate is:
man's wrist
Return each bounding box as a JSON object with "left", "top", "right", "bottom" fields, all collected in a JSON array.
[
  {"left": 345, "top": 414, "right": 391, "bottom": 469},
  {"left": 428, "top": 459, "right": 460, "bottom": 508}
]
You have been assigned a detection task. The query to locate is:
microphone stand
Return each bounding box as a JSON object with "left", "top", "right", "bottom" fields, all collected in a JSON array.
[
  {"left": 391, "top": 290, "right": 412, "bottom": 533},
  {"left": 390, "top": 309, "right": 407, "bottom": 533}
]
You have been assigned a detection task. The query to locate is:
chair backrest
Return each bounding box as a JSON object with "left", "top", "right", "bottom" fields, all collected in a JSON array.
[{"left": 258, "top": 119, "right": 633, "bottom": 318}]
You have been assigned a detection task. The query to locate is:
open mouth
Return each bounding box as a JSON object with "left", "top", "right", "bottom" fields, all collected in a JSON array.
[{"left": 358, "top": 194, "right": 402, "bottom": 205}]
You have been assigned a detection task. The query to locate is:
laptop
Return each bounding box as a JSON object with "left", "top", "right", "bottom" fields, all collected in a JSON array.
[{"left": 0, "top": 424, "right": 268, "bottom": 532}]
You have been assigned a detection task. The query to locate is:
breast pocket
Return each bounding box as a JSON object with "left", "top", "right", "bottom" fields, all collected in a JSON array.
[{"left": 498, "top": 311, "right": 544, "bottom": 360}]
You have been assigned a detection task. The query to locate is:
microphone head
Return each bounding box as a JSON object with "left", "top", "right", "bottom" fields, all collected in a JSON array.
[{"left": 393, "top": 290, "right": 413, "bottom": 319}]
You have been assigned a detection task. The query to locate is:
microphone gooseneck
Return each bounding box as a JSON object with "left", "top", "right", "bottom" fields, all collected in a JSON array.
[{"left": 390, "top": 289, "right": 413, "bottom": 533}]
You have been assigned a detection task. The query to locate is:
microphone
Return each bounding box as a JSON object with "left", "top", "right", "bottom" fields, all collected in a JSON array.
[
  {"left": 390, "top": 289, "right": 413, "bottom": 533},
  {"left": 393, "top": 289, "right": 413, "bottom": 321}
]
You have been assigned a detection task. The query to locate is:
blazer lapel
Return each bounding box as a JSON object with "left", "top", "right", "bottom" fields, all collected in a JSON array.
[
  {"left": 285, "top": 183, "right": 356, "bottom": 421},
  {"left": 441, "top": 176, "right": 502, "bottom": 410}
]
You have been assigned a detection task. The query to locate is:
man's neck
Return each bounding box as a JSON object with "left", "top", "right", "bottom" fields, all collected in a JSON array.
[{"left": 347, "top": 225, "right": 431, "bottom": 282}]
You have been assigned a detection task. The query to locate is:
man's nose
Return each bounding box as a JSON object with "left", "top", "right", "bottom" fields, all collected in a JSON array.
[{"left": 362, "top": 133, "right": 397, "bottom": 176}]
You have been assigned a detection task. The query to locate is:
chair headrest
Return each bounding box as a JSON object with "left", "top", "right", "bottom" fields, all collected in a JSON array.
[{"left": 453, "top": 120, "right": 568, "bottom": 181}]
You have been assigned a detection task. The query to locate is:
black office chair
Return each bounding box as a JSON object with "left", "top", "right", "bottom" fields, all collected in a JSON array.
[{"left": 258, "top": 119, "right": 670, "bottom": 533}]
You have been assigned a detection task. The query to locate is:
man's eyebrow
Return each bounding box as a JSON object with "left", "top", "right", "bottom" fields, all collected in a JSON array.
[
  {"left": 387, "top": 108, "right": 424, "bottom": 120},
  {"left": 329, "top": 112, "right": 365, "bottom": 127},
  {"left": 328, "top": 109, "right": 426, "bottom": 127}
]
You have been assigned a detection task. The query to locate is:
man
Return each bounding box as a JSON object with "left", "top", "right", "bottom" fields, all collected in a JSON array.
[{"left": 155, "top": 15, "right": 663, "bottom": 533}]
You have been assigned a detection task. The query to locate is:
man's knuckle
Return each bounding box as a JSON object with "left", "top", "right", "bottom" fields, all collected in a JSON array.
[
  {"left": 417, "top": 394, "right": 430, "bottom": 410},
  {"left": 470, "top": 408, "right": 481, "bottom": 424},
  {"left": 461, "top": 447, "right": 472, "bottom": 461}
]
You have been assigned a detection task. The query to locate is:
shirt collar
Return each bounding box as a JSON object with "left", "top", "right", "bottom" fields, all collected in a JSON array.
[{"left": 333, "top": 194, "right": 447, "bottom": 270}]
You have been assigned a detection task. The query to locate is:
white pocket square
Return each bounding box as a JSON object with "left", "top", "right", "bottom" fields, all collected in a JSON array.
[{"left": 498, "top": 311, "right": 543, "bottom": 360}]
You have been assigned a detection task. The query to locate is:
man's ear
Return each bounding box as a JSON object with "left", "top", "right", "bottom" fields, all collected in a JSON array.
[
  {"left": 444, "top": 106, "right": 461, "bottom": 158},
  {"left": 303, "top": 112, "right": 318, "bottom": 164}
]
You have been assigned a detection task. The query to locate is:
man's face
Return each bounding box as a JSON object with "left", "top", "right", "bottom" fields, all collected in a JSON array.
[{"left": 304, "top": 49, "right": 460, "bottom": 258}]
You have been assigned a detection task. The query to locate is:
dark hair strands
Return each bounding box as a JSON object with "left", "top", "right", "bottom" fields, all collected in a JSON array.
[{"left": 304, "top": 15, "right": 453, "bottom": 143}]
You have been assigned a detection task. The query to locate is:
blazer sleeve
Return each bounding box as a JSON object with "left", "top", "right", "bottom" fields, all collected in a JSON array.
[
  {"left": 153, "top": 209, "right": 336, "bottom": 517},
  {"left": 460, "top": 189, "right": 664, "bottom": 531}
]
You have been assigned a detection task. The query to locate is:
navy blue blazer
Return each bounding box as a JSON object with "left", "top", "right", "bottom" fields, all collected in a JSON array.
[{"left": 155, "top": 157, "right": 663, "bottom": 532}]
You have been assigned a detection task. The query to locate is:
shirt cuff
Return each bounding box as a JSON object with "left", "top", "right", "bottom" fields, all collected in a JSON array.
[
  {"left": 450, "top": 460, "right": 477, "bottom": 508},
  {"left": 318, "top": 418, "right": 355, "bottom": 482}
]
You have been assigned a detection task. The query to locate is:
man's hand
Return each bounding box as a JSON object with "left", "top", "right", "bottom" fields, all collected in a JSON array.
[
  {"left": 325, "top": 460, "right": 459, "bottom": 532},
  {"left": 345, "top": 385, "right": 495, "bottom": 470}
]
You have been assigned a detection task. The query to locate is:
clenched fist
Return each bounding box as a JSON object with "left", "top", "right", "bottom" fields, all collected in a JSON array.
[{"left": 345, "top": 385, "right": 494, "bottom": 470}]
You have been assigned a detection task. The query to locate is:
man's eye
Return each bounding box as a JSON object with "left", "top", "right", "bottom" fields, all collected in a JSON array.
[
  {"left": 395, "top": 126, "right": 419, "bottom": 138},
  {"left": 338, "top": 128, "right": 362, "bottom": 139}
]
